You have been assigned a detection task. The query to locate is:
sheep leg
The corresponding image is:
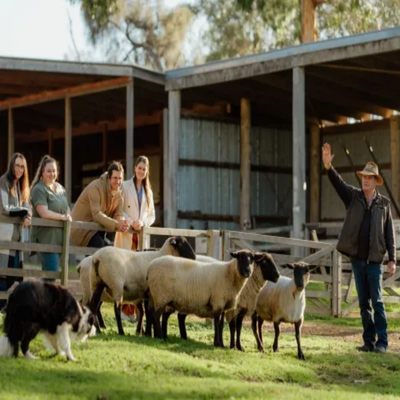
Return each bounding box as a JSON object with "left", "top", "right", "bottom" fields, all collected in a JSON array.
[
  {"left": 213, "top": 312, "right": 225, "bottom": 348},
  {"left": 97, "top": 303, "right": 106, "bottom": 329},
  {"left": 213, "top": 314, "right": 220, "bottom": 347},
  {"left": 218, "top": 311, "right": 225, "bottom": 348},
  {"left": 153, "top": 308, "right": 164, "bottom": 339},
  {"left": 251, "top": 313, "right": 264, "bottom": 352},
  {"left": 89, "top": 282, "right": 106, "bottom": 333},
  {"left": 114, "top": 302, "right": 125, "bottom": 336},
  {"left": 273, "top": 322, "right": 280, "bottom": 352},
  {"left": 135, "top": 302, "right": 144, "bottom": 335},
  {"left": 229, "top": 317, "right": 236, "bottom": 349},
  {"left": 235, "top": 308, "right": 247, "bottom": 351},
  {"left": 178, "top": 313, "right": 187, "bottom": 340},
  {"left": 295, "top": 319, "right": 305, "bottom": 360},
  {"left": 257, "top": 316, "right": 263, "bottom": 346},
  {"left": 161, "top": 311, "right": 173, "bottom": 339},
  {"left": 144, "top": 298, "right": 153, "bottom": 337}
]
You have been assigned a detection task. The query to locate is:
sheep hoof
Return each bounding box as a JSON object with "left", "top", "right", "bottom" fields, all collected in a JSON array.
[
  {"left": 273, "top": 347, "right": 279, "bottom": 353},
  {"left": 298, "top": 352, "right": 305, "bottom": 360}
]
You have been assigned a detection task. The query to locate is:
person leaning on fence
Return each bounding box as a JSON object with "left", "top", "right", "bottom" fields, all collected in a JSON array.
[
  {"left": 0, "top": 153, "right": 31, "bottom": 308},
  {"left": 30, "top": 155, "right": 71, "bottom": 276},
  {"left": 322, "top": 143, "right": 396, "bottom": 354},
  {"left": 114, "top": 155, "right": 155, "bottom": 251},
  {"left": 70, "top": 161, "right": 129, "bottom": 248}
]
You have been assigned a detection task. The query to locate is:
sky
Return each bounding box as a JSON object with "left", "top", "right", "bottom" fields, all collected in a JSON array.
[{"left": 0, "top": 0, "right": 186, "bottom": 63}]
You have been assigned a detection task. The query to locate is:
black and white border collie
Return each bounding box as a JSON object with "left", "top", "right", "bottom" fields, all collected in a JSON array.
[{"left": 0, "top": 279, "right": 96, "bottom": 361}]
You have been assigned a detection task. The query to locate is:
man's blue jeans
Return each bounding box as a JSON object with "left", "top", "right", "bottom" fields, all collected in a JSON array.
[{"left": 351, "top": 258, "right": 388, "bottom": 349}]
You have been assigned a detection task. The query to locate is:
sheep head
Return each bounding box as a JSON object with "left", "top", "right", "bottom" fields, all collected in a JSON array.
[
  {"left": 230, "top": 250, "right": 254, "bottom": 278},
  {"left": 283, "top": 262, "right": 310, "bottom": 290},
  {"left": 167, "top": 236, "right": 196, "bottom": 259},
  {"left": 254, "top": 252, "right": 280, "bottom": 283}
]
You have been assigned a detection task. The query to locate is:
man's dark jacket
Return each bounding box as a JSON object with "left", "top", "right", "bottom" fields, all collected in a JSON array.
[{"left": 328, "top": 167, "right": 396, "bottom": 264}]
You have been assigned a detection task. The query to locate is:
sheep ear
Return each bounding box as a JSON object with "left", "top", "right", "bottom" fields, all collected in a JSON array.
[
  {"left": 283, "top": 263, "right": 294, "bottom": 270},
  {"left": 230, "top": 251, "right": 237, "bottom": 258},
  {"left": 254, "top": 252, "right": 263, "bottom": 262},
  {"left": 170, "top": 237, "right": 177, "bottom": 247}
]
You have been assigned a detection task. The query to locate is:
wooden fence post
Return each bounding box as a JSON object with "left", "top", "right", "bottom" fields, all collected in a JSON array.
[
  {"left": 60, "top": 220, "right": 71, "bottom": 287},
  {"left": 221, "top": 231, "right": 231, "bottom": 261},
  {"left": 138, "top": 228, "right": 151, "bottom": 250},
  {"left": 207, "top": 230, "right": 221, "bottom": 259},
  {"left": 331, "top": 250, "right": 342, "bottom": 317}
]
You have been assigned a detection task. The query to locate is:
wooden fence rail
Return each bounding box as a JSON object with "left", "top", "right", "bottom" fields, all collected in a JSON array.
[
  {"left": 1, "top": 217, "right": 399, "bottom": 317},
  {"left": 0, "top": 215, "right": 110, "bottom": 299}
]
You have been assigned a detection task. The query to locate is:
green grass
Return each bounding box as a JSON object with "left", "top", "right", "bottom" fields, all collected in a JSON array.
[{"left": 1, "top": 305, "right": 400, "bottom": 400}]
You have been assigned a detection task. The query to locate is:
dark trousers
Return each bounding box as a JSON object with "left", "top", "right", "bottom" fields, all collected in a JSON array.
[
  {"left": 88, "top": 231, "right": 107, "bottom": 248},
  {"left": 351, "top": 258, "right": 388, "bottom": 349}
]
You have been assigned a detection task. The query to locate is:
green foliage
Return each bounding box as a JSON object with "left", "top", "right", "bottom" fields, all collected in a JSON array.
[
  {"left": 69, "top": 0, "right": 119, "bottom": 37},
  {"left": 70, "top": 0, "right": 400, "bottom": 67},
  {"left": 69, "top": 0, "right": 195, "bottom": 70},
  {"left": 1, "top": 304, "right": 400, "bottom": 399},
  {"left": 318, "top": 0, "right": 400, "bottom": 38},
  {"left": 200, "top": 0, "right": 400, "bottom": 61},
  {"left": 199, "top": 0, "right": 299, "bottom": 62}
]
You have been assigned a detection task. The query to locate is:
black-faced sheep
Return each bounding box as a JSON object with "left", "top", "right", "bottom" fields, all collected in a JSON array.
[
  {"left": 147, "top": 250, "right": 254, "bottom": 347},
  {"left": 252, "top": 262, "right": 310, "bottom": 360},
  {"left": 226, "top": 252, "right": 280, "bottom": 351},
  {"left": 89, "top": 236, "right": 196, "bottom": 336}
]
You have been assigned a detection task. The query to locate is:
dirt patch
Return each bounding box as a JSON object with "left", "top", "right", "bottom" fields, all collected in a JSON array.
[{"left": 269, "top": 321, "right": 400, "bottom": 352}]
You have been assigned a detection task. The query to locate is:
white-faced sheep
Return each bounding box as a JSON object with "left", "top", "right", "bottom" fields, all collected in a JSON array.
[
  {"left": 89, "top": 236, "right": 196, "bottom": 336},
  {"left": 226, "top": 252, "right": 280, "bottom": 351},
  {"left": 77, "top": 256, "right": 144, "bottom": 334},
  {"left": 147, "top": 250, "right": 254, "bottom": 347},
  {"left": 252, "top": 262, "right": 310, "bottom": 360}
]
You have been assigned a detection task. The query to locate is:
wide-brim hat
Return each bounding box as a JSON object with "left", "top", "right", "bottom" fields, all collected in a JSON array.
[{"left": 356, "top": 161, "right": 383, "bottom": 186}]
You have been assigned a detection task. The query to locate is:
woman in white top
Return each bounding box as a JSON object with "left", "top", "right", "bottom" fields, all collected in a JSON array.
[{"left": 114, "top": 155, "right": 155, "bottom": 250}]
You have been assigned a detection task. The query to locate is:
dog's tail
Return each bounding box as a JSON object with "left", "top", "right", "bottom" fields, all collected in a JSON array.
[{"left": 0, "top": 336, "right": 14, "bottom": 357}]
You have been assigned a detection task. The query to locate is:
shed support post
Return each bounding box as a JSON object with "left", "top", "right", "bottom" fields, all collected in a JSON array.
[
  {"left": 64, "top": 97, "right": 72, "bottom": 203},
  {"left": 310, "top": 121, "right": 320, "bottom": 223},
  {"left": 240, "top": 98, "right": 251, "bottom": 231},
  {"left": 292, "top": 67, "right": 306, "bottom": 241},
  {"left": 60, "top": 220, "right": 71, "bottom": 287},
  {"left": 126, "top": 79, "right": 134, "bottom": 177},
  {"left": 390, "top": 116, "right": 400, "bottom": 205},
  {"left": 8, "top": 108, "right": 14, "bottom": 162},
  {"left": 164, "top": 90, "right": 180, "bottom": 228}
]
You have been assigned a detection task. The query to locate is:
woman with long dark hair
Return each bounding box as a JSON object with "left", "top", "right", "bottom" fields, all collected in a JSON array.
[
  {"left": 114, "top": 155, "right": 155, "bottom": 250},
  {"left": 0, "top": 153, "right": 31, "bottom": 307}
]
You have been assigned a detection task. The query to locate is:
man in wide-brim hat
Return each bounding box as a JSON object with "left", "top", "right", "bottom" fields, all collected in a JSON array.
[
  {"left": 356, "top": 161, "right": 384, "bottom": 186},
  {"left": 322, "top": 143, "right": 396, "bottom": 354}
]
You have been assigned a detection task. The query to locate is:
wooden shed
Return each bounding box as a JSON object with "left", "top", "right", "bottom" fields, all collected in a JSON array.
[
  {"left": 1, "top": 27, "right": 400, "bottom": 236},
  {"left": 164, "top": 27, "right": 400, "bottom": 234}
]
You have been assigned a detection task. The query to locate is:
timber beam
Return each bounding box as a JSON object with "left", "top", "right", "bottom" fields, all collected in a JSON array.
[{"left": 0, "top": 77, "right": 132, "bottom": 110}]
